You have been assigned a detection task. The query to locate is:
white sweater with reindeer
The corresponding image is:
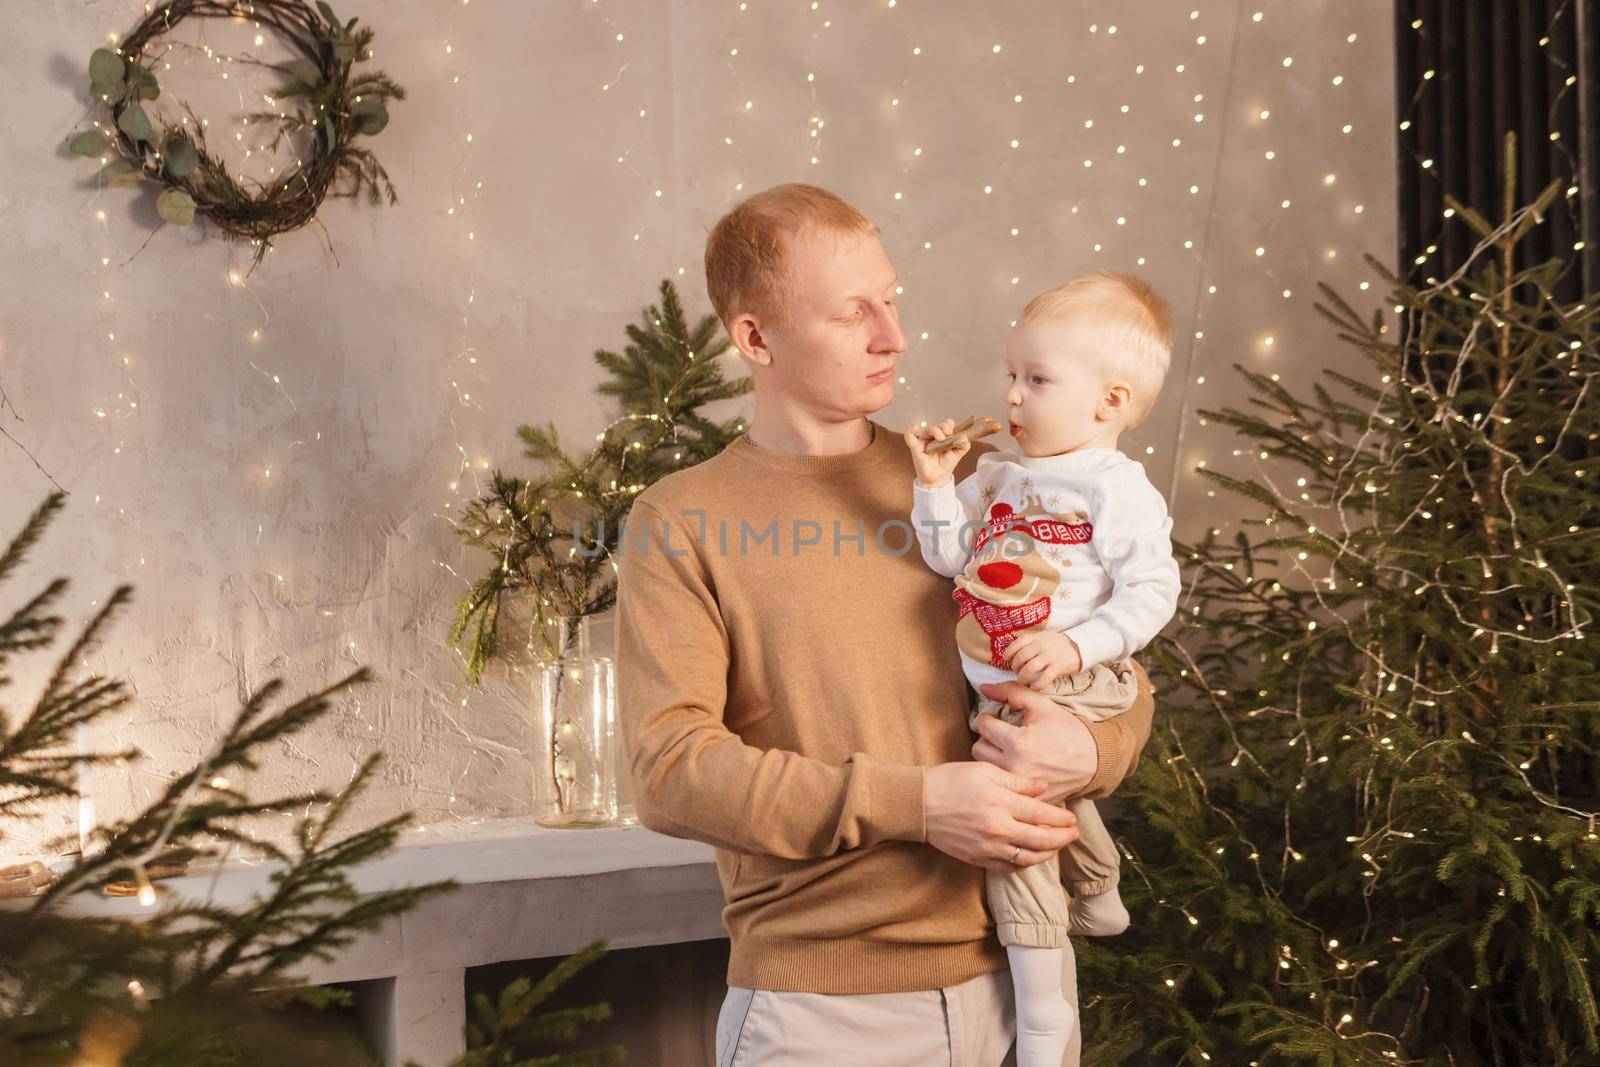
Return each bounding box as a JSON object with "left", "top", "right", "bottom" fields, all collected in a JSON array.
[{"left": 910, "top": 445, "right": 1182, "bottom": 690}]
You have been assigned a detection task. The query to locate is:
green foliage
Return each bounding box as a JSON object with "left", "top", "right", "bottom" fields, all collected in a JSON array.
[
  {"left": 99, "top": 160, "right": 141, "bottom": 189},
  {"left": 449, "top": 278, "right": 752, "bottom": 681},
  {"left": 0, "top": 492, "right": 620, "bottom": 1066},
  {"left": 1081, "top": 136, "right": 1599, "bottom": 1065},
  {"left": 160, "top": 134, "right": 197, "bottom": 180},
  {"left": 243, "top": 20, "right": 406, "bottom": 205},
  {"left": 155, "top": 189, "right": 196, "bottom": 227},
  {"left": 68, "top": 131, "right": 110, "bottom": 158},
  {"left": 448, "top": 940, "right": 625, "bottom": 1067},
  {"left": 88, "top": 48, "right": 125, "bottom": 89},
  {"left": 115, "top": 105, "right": 150, "bottom": 144},
  {"left": 68, "top": 3, "right": 407, "bottom": 266}
]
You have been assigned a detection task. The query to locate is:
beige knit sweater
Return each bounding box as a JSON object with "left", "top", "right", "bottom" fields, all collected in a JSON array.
[{"left": 615, "top": 417, "right": 1155, "bottom": 994}]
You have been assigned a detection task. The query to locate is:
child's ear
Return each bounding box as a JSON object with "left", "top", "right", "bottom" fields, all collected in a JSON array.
[{"left": 1098, "top": 382, "right": 1133, "bottom": 421}]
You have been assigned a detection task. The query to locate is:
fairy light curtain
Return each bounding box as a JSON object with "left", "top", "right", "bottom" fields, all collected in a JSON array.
[{"left": 0, "top": 0, "right": 1397, "bottom": 844}]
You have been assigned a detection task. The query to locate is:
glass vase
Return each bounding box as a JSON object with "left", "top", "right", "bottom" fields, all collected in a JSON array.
[{"left": 532, "top": 614, "right": 618, "bottom": 828}]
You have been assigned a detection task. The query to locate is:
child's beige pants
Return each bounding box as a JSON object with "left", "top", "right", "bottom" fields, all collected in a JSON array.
[{"left": 968, "top": 657, "right": 1138, "bottom": 949}]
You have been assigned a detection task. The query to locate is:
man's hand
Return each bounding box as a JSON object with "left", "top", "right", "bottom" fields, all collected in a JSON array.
[
  {"left": 923, "top": 762, "right": 1078, "bottom": 872},
  {"left": 1004, "top": 631, "right": 1083, "bottom": 690},
  {"left": 973, "top": 682, "right": 1099, "bottom": 804}
]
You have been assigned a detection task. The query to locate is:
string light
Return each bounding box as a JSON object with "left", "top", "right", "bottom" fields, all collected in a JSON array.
[{"left": 44, "top": 0, "right": 1412, "bottom": 871}]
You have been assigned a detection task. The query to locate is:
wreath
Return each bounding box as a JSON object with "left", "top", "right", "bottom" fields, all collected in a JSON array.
[{"left": 68, "top": 0, "right": 405, "bottom": 266}]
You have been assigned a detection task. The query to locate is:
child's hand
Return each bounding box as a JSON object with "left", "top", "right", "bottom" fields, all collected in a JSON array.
[
  {"left": 904, "top": 418, "right": 971, "bottom": 488},
  {"left": 1006, "top": 631, "right": 1083, "bottom": 691}
]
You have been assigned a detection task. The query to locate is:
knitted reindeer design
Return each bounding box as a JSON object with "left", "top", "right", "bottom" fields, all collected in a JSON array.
[{"left": 952, "top": 489, "right": 1094, "bottom": 670}]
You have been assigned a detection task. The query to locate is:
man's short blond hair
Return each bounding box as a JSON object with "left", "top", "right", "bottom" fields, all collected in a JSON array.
[
  {"left": 704, "top": 183, "right": 876, "bottom": 331},
  {"left": 1019, "top": 270, "right": 1173, "bottom": 427}
]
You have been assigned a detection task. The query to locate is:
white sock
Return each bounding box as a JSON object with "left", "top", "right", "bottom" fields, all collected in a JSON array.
[
  {"left": 1067, "top": 886, "right": 1130, "bottom": 937},
  {"left": 1006, "top": 944, "right": 1076, "bottom": 1067}
]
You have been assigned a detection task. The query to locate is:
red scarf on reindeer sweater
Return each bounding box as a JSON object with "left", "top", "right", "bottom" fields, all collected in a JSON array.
[{"left": 953, "top": 500, "right": 1093, "bottom": 668}]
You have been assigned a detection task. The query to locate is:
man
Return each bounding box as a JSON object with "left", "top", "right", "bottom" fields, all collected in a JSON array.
[{"left": 615, "top": 183, "right": 1155, "bottom": 1066}]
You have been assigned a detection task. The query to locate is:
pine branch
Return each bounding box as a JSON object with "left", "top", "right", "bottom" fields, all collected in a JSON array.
[
  {"left": 448, "top": 278, "right": 750, "bottom": 684},
  {"left": 1083, "top": 139, "right": 1600, "bottom": 1064}
]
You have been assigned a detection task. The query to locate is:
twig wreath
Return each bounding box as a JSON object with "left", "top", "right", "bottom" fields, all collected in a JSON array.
[{"left": 68, "top": 0, "right": 405, "bottom": 267}]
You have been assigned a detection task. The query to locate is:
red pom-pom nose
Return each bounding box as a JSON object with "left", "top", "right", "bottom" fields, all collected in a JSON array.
[{"left": 977, "top": 560, "right": 1023, "bottom": 589}]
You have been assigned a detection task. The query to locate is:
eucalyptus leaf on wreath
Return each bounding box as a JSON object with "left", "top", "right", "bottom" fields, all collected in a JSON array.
[
  {"left": 69, "top": 130, "right": 111, "bottom": 157},
  {"left": 287, "top": 58, "right": 323, "bottom": 87},
  {"left": 88, "top": 47, "right": 124, "bottom": 86},
  {"left": 156, "top": 188, "right": 197, "bottom": 226},
  {"left": 134, "top": 67, "right": 160, "bottom": 100},
  {"left": 317, "top": 4, "right": 359, "bottom": 63},
  {"left": 350, "top": 98, "right": 389, "bottom": 136},
  {"left": 99, "top": 159, "right": 142, "bottom": 188},
  {"left": 116, "top": 104, "right": 151, "bottom": 143},
  {"left": 161, "top": 133, "right": 198, "bottom": 178}
]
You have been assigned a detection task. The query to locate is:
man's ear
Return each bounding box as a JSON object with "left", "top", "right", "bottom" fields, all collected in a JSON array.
[
  {"left": 731, "top": 314, "right": 772, "bottom": 368},
  {"left": 1097, "top": 382, "right": 1132, "bottom": 422}
]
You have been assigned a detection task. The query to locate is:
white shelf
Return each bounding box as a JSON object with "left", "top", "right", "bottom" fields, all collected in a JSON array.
[
  {"left": 10, "top": 817, "right": 726, "bottom": 1067},
  {"left": 42, "top": 817, "right": 716, "bottom": 916}
]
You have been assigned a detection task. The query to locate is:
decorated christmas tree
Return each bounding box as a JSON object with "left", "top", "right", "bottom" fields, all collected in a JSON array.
[
  {"left": 449, "top": 278, "right": 751, "bottom": 681},
  {"left": 1081, "top": 137, "right": 1599, "bottom": 1065},
  {"left": 0, "top": 492, "right": 623, "bottom": 1066}
]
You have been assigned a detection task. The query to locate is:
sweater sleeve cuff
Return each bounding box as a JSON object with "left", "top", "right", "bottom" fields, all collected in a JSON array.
[
  {"left": 1080, "top": 716, "right": 1133, "bottom": 799},
  {"left": 911, "top": 475, "right": 957, "bottom": 515},
  {"left": 870, "top": 759, "right": 927, "bottom": 843},
  {"left": 1062, "top": 618, "right": 1125, "bottom": 671}
]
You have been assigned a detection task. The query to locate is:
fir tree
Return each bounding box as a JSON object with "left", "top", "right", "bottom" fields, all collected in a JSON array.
[
  {"left": 450, "top": 278, "right": 751, "bottom": 681},
  {"left": 1, "top": 491, "right": 624, "bottom": 1066},
  {"left": 1080, "top": 135, "right": 1599, "bottom": 1065}
]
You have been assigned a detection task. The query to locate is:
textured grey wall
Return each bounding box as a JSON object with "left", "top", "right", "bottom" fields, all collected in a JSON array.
[{"left": 1, "top": 0, "right": 1395, "bottom": 853}]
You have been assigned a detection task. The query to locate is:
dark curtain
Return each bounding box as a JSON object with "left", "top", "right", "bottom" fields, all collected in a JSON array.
[{"left": 1395, "top": 0, "right": 1600, "bottom": 301}]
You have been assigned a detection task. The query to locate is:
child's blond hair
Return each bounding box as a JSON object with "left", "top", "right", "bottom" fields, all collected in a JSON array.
[{"left": 1019, "top": 271, "right": 1173, "bottom": 427}]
